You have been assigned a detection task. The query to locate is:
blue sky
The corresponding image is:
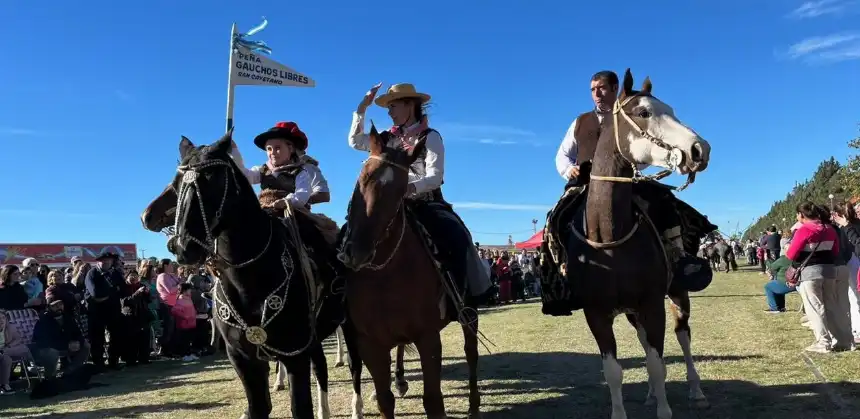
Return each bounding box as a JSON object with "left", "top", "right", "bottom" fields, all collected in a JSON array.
[{"left": 2, "top": 0, "right": 859, "bottom": 259}]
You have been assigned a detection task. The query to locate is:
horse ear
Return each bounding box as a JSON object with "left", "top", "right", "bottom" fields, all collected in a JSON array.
[
  {"left": 179, "top": 136, "right": 195, "bottom": 159},
  {"left": 213, "top": 129, "right": 233, "bottom": 154},
  {"left": 369, "top": 120, "right": 384, "bottom": 156},
  {"left": 620, "top": 68, "right": 634, "bottom": 99},
  {"left": 641, "top": 76, "right": 652, "bottom": 94},
  {"left": 407, "top": 138, "right": 427, "bottom": 166}
]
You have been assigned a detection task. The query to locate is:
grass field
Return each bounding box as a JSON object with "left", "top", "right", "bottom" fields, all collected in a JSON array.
[{"left": 2, "top": 265, "right": 859, "bottom": 418}]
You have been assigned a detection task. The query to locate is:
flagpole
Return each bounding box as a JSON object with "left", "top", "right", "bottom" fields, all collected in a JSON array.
[{"left": 226, "top": 23, "right": 237, "bottom": 132}]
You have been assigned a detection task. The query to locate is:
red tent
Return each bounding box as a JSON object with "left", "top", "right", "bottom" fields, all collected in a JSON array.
[{"left": 515, "top": 230, "right": 544, "bottom": 250}]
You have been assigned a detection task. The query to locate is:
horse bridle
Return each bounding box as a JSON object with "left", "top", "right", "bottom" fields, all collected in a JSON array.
[
  {"left": 338, "top": 155, "right": 408, "bottom": 271},
  {"left": 589, "top": 93, "right": 696, "bottom": 191},
  {"left": 174, "top": 157, "right": 273, "bottom": 268}
]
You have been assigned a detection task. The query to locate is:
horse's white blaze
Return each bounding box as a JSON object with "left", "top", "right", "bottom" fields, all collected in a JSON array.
[
  {"left": 639, "top": 336, "right": 672, "bottom": 419},
  {"left": 378, "top": 166, "right": 395, "bottom": 185},
  {"left": 676, "top": 329, "right": 706, "bottom": 402},
  {"left": 626, "top": 96, "right": 710, "bottom": 173},
  {"left": 351, "top": 390, "right": 364, "bottom": 419},
  {"left": 601, "top": 354, "right": 627, "bottom": 419},
  {"left": 317, "top": 382, "right": 331, "bottom": 419}
]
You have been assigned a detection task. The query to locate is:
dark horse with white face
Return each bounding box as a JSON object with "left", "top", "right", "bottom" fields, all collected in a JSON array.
[
  {"left": 571, "top": 69, "right": 711, "bottom": 419},
  {"left": 140, "top": 133, "right": 363, "bottom": 419}
]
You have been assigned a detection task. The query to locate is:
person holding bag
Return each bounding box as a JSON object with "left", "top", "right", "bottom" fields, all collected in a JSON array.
[{"left": 787, "top": 202, "right": 853, "bottom": 353}]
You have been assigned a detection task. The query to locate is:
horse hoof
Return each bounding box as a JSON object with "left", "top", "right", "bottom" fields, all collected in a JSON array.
[
  {"left": 690, "top": 397, "right": 710, "bottom": 409},
  {"left": 644, "top": 396, "right": 657, "bottom": 406},
  {"left": 272, "top": 384, "right": 285, "bottom": 392},
  {"left": 335, "top": 361, "right": 345, "bottom": 367},
  {"left": 395, "top": 380, "right": 409, "bottom": 397}
]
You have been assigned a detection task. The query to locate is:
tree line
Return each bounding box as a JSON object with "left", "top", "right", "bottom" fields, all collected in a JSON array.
[{"left": 742, "top": 126, "right": 860, "bottom": 241}]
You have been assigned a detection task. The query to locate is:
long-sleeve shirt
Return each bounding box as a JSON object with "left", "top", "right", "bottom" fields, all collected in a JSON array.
[
  {"left": 230, "top": 144, "right": 329, "bottom": 207},
  {"left": 555, "top": 110, "right": 647, "bottom": 180},
  {"left": 785, "top": 221, "right": 838, "bottom": 266},
  {"left": 348, "top": 112, "right": 444, "bottom": 195},
  {"left": 766, "top": 256, "right": 792, "bottom": 287},
  {"left": 156, "top": 273, "right": 181, "bottom": 307}
]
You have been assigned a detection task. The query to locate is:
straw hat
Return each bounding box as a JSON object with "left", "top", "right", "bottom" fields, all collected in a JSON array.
[{"left": 374, "top": 83, "right": 431, "bottom": 108}]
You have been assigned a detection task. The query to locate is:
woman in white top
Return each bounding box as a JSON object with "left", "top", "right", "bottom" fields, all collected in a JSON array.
[{"left": 347, "top": 83, "right": 492, "bottom": 306}]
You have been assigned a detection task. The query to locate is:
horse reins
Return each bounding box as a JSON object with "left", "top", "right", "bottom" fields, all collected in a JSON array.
[
  {"left": 588, "top": 94, "right": 696, "bottom": 191},
  {"left": 174, "top": 159, "right": 272, "bottom": 268},
  {"left": 338, "top": 155, "right": 410, "bottom": 271},
  {"left": 174, "top": 157, "right": 315, "bottom": 358}
]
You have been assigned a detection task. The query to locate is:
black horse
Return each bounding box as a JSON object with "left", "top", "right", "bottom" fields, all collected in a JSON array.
[{"left": 140, "top": 133, "right": 364, "bottom": 419}]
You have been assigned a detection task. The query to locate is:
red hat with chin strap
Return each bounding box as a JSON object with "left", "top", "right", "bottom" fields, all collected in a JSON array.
[{"left": 253, "top": 121, "right": 308, "bottom": 151}]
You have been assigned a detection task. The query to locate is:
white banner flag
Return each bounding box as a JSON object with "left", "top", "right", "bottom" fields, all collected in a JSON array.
[{"left": 230, "top": 45, "right": 315, "bottom": 87}]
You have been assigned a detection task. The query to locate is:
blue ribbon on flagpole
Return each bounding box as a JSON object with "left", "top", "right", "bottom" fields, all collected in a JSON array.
[{"left": 233, "top": 17, "right": 272, "bottom": 54}]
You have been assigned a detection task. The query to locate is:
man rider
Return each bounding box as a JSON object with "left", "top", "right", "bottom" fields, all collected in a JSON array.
[
  {"left": 348, "top": 83, "right": 493, "bottom": 312},
  {"left": 541, "top": 70, "right": 717, "bottom": 316}
]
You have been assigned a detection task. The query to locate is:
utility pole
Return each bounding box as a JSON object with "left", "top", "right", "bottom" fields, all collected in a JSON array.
[
  {"left": 140, "top": 249, "right": 146, "bottom": 260},
  {"left": 531, "top": 219, "right": 538, "bottom": 233}
]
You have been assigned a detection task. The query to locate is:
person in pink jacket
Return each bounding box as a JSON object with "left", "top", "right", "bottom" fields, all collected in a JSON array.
[
  {"left": 155, "top": 259, "right": 180, "bottom": 357},
  {"left": 0, "top": 310, "right": 31, "bottom": 395},
  {"left": 787, "top": 201, "right": 853, "bottom": 353},
  {"left": 171, "top": 283, "right": 198, "bottom": 362}
]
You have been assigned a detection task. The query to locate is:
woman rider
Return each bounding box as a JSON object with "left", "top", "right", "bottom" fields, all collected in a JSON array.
[{"left": 348, "top": 83, "right": 492, "bottom": 309}]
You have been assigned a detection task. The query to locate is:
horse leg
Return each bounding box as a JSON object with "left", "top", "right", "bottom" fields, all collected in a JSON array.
[
  {"left": 282, "top": 353, "right": 315, "bottom": 419},
  {"left": 360, "top": 340, "right": 395, "bottom": 419},
  {"left": 584, "top": 309, "right": 626, "bottom": 419},
  {"left": 272, "top": 361, "right": 287, "bottom": 392},
  {"left": 394, "top": 344, "right": 409, "bottom": 397},
  {"left": 342, "top": 320, "right": 365, "bottom": 419},
  {"left": 462, "top": 311, "right": 482, "bottom": 418},
  {"left": 335, "top": 326, "right": 348, "bottom": 367},
  {"left": 226, "top": 345, "right": 273, "bottom": 419},
  {"left": 626, "top": 313, "right": 655, "bottom": 405},
  {"left": 414, "top": 332, "right": 446, "bottom": 419},
  {"left": 631, "top": 305, "right": 672, "bottom": 419},
  {"left": 669, "top": 291, "right": 709, "bottom": 408},
  {"left": 309, "top": 342, "right": 331, "bottom": 419}
]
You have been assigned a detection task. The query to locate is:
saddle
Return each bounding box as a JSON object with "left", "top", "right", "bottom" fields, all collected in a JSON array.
[
  {"left": 403, "top": 203, "right": 471, "bottom": 322},
  {"left": 540, "top": 183, "right": 669, "bottom": 315}
]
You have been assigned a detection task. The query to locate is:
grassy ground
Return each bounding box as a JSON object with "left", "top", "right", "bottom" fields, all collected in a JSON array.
[{"left": 2, "top": 265, "right": 859, "bottom": 418}]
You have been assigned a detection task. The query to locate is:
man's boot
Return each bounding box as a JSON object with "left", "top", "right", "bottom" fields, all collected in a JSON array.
[{"left": 663, "top": 225, "right": 713, "bottom": 292}]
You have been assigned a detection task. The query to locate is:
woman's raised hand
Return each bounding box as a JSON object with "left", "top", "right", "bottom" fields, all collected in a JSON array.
[{"left": 357, "top": 82, "right": 383, "bottom": 114}]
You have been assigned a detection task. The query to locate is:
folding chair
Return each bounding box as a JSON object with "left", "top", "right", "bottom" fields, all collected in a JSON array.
[{"left": 5, "top": 308, "right": 42, "bottom": 388}]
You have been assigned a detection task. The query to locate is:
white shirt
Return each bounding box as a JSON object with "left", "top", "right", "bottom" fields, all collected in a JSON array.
[
  {"left": 229, "top": 144, "right": 329, "bottom": 208},
  {"left": 555, "top": 110, "right": 647, "bottom": 180},
  {"left": 349, "top": 112, "right": 444, "bottom": 195}
]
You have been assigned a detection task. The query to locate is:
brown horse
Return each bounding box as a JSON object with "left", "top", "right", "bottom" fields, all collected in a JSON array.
[
  {"left": 337, "top": 123, "right": 481, "bottom": 419},
  {"left": 572, "top": 69, "right": 710, "bottom": 419}
]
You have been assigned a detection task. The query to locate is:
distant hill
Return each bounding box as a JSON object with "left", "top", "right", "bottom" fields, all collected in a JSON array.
[{"left": 742, "top": 157, "right": 845, "bottom": 240}]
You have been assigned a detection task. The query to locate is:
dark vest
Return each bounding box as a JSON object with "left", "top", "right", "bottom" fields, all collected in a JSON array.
[
  {"left": 385, "top": 128, "right": 447, "bottom": 203},
  {"left": 573, "top": 111, "right": 601, "bottom": 164},
  {"left": 259, "top": 164, "right": 300, "bottom": 197}
]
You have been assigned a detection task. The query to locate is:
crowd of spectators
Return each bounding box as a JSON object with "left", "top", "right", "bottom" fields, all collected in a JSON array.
[{"left": 0, "top": 253, "right": 215, "bottom": 395}]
